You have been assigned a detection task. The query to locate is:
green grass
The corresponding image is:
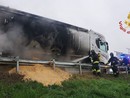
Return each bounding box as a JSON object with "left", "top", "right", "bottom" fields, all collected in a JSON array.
[{"left": 0, "top": 74, "right": 130, "bottom": 98}]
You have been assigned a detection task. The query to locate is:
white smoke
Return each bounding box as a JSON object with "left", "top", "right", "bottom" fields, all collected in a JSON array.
[
  {"left": 0, "top": 24, "right": 29, "bottom": 57},
  {"left": 0, "top": 30, "right": 13, "bottom": 51}
]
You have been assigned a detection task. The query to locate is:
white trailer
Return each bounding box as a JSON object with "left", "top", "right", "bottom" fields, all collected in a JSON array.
[{"left": 0, "top": 5, "right": 109, "bottom": 64}]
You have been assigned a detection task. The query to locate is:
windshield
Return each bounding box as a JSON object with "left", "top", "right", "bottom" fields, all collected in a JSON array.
[
  {"left": 99, "top": 42, "right": 107, "bottom": 52},
  {"left": 96, "top": 38, "right": 109, "bottom": 52}
]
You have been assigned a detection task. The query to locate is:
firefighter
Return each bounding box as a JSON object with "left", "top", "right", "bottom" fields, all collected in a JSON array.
[
  {"left": 121, "top": 57, "right": 130, "bottom": 73},
  {"left": 106, "top": 52, "right": 119, "bottom": 77},
  {"left": 121, "top": 57, "right": 129, "bottom": 66},
  {"left": 89, "top": 50, "right": 101, "bottom": 76}
]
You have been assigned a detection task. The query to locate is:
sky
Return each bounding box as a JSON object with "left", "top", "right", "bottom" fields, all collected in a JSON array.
[{"left": 0, "top": 0, "right": 130, "bottom": 53}]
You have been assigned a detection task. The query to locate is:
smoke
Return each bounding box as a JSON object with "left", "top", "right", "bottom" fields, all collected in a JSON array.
[
  {"left": 0, "top": 25, "right": 46, "bottom": 59},
  {"left": 0, "top": 24, "right": 29, "bottom": 57},
  {"left": 0, "top": 10, "right": 54, "bottom": 59},
  {"left": 0, "top": 5, "right": 88, "bottom": 61},
  {"left": 0, "top": 30, "right": 12, "bottom": 51}
]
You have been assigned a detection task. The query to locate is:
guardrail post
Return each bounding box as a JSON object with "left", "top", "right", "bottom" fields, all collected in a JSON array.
[
  {"left": 15, "top": 56, "right": 19, "bottom": 73},
  {"left": 79, "top": 62, "right": 82, "bottom": 75},
  {"left": 52, "top": 59, "right": 55, "bottom": 70},
  {"left": 126, "top": 66, "right": 128, "bottom": 75}
]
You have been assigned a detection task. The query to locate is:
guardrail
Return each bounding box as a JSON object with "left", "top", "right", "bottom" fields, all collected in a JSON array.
[
  {"left": 0, "top": 56, "right": 92, "bottom": 74},
  {"left": 0, "top": 56, "right": 129, "bottom": 75}
]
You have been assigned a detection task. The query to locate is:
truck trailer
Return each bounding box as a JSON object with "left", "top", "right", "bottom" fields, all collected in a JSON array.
[{"left": 0, "top": 5, "right": 109, "bottom": 63}]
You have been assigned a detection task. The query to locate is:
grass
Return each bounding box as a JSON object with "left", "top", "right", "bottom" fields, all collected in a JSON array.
[{"left": 0, "top": 73, "right": 130, "bottom": 98}]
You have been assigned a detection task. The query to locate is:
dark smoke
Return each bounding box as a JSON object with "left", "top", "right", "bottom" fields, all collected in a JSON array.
[
  {"left": 0, "top": 6, "right": 86, "bottom": 61},
  {"left": 0, "top": 10, "right": 66, "bottom": 60}
]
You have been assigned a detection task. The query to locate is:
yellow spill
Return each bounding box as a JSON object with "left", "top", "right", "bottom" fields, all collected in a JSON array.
[{"left": 8, "top": 64, "right": 71, "bottom": 86}]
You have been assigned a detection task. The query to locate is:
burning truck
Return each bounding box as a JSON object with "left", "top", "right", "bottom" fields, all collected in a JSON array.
[{"left": 0, "top": 5, "right": 109, "bottom": 63}]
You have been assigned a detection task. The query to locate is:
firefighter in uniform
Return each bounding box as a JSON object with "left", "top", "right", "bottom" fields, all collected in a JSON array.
[
  {"left": 106, "top": 52, "right": 119, "bottom": 77},
  {"left": 89, "top": 50, "right": 101, "bottom": 76}
]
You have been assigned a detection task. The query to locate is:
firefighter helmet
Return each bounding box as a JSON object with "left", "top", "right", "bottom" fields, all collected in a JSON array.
[{"left": 110, "top": 52, "right": 114, "bottom": 57}]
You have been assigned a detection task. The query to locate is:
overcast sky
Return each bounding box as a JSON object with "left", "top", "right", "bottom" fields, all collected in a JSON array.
[{"left": 0, "top": 0, "right": 130, "bottom": 53}]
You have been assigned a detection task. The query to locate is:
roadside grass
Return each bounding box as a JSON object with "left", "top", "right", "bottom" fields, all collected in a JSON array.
[{"left": 0, "top": 73, "right": 130, "bottom": 98}]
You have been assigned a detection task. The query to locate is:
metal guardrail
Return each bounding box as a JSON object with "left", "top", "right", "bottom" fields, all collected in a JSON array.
[
  {"left": 118, "top": 66, "right": 129, "bottom": 75},
  {"left": 0, "top": 56, "right": 128, "bottom": 75},
  {"left": 0, "top": 56, "right": 92, "bottom": 74}
]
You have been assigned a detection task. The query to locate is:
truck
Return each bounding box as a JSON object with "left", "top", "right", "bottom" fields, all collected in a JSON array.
[{"left": 0, "top": 5, "right": 109, "bottom": 64}]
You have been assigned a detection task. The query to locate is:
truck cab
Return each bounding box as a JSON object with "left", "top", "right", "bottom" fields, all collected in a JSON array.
[{"left": 89, "top": 30, "right": 109, "bottom": 64}]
